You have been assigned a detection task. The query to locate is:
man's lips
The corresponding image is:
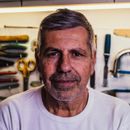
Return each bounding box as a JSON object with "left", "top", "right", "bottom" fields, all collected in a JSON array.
[
  {"left": 52, "top": 79, "right": 77, "bottom": 84},
  {"left": 53, "top": 80, "right": 76, "bottom": 83},
  {"left": 52, "top": 80, "right": 77, "bottom": 88}
]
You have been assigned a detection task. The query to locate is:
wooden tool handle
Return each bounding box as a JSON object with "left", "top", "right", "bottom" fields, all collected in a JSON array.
[
  {"left": 0, "top": 35, "right": 29, "bottom": 42},
  {"left": 113, "top": 29, "right": 130, "bottom": 38}
]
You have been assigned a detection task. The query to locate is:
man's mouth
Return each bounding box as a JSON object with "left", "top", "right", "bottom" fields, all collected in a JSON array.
[{"left": 52, "top": 80, "right": 77, "bottom": 91}]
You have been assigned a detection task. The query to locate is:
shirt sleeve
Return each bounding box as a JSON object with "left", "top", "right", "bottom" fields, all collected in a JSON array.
[
  {"left": 118, "top": 104, "right": 130, "bottom": 130},
  {"left": 0, "top": 101, "right": 12, "bottom": 130}
]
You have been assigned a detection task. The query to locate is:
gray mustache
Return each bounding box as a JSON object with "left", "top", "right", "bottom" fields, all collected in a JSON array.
[{"left": 50, "top": 72, "right": 81, "bottom": 82}]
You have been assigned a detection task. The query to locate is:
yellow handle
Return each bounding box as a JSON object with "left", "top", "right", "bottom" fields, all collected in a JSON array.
[
  {"left": 113, "top": 29, "right": 130, "bottom": 38},
  {"left": 0, "top": 35, "right": 29, "bottom": 42},
  {"left": 17, "top": 59, "right": 36, "bottom": 77}
]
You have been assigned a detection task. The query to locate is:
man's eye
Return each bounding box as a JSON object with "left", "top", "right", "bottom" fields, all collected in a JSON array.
[
  {"left": 46, "top": 51, "right": 59, "bottom": 57},
  {"left": 72, "top": 51, "right": 83, "bottom": 57}
]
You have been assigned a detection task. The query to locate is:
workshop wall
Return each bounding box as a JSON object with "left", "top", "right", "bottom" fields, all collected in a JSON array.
[{"left": 0, "top": 9, "right": 130, "bottom": 102}]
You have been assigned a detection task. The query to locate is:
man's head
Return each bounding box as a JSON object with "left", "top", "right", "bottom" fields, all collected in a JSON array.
[{"left": 36, "top": 9, "right": 96, "bottom": 102}]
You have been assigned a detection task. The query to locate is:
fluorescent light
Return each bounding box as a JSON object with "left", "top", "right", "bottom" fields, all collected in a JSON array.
[{"left": 0, "top": 3, "right": 130, "bottom": 13}]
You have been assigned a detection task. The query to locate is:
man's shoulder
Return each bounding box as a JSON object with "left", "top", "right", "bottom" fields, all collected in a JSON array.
[
  {"left": 89, "top": 88, "right": 130, "bottom": 110},
  {"left": 0, "top": 87, "right": 42, "bottom": 109}
]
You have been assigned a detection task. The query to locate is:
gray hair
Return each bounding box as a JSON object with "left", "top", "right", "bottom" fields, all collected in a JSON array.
[{"left": 37, "top": 9, "right": 95, "bottom": 56}]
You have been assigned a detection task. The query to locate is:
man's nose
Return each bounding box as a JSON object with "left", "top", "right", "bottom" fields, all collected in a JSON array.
[{"left": 57, "top": 55, "right": 72, "bottom": 73}]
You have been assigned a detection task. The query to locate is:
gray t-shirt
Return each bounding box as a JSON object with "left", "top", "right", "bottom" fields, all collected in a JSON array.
[{"left": 0, "top": 87, "right": 130, "bottom": 130}]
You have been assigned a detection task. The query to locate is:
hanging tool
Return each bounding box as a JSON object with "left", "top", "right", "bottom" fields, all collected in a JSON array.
[
  {"left": 31, "top": 40, "right": 38, "bottom": 52},
  {"left": 103, "top": 34, "right": 111, "bottom": 87},
  {"left": 4, "top": 25, "right": 38, "bottom": 29},
  {"left": 0, "top": 82, "right": 19, "bottom": 90},
  {"left": 111, "top": 48, "right": 130, "bottom": 77},
  {"left": 0, "top": 58, "right": 15, "bottom": 67},
  {"left": 0, "top": 51, "right": 27, "bottom": 58},
  {"left": 0, "top": 44, "right": 27, "bottom": 58},
  {"left": 0, "top": 35, "right": 29, "bottom": 43},
  {"left": 30, "top": 81, "right": 42, "bottom": 87},
  {"left": 113, "top": 29, "right": 130, "bottom": 38},
  {"left": 0, "top": 71, "right": 17, "bottom": 75},
  {"left": 17, "top": 58, "right": 36, "bottom": 91},
  {"left": 90, "top": 35, "right": 97, "bottom": 88},
  {"left": 0, "top": 44, "right": 27, "bottom": 51},
  {"left": 0, "top": 78, "right": 18, "bottom": 83}
]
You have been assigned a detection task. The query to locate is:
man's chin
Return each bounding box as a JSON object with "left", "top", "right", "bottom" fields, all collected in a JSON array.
[{"left": 49, "top": 89, "right": 80, "bottom": 102}]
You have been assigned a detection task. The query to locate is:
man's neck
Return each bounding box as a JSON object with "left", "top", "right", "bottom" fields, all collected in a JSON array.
[{"left": 41, "top": 88, "right": 89, "bottom": 117}]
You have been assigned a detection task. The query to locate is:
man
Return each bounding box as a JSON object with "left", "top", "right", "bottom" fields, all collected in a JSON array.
[{"left": 0, "top": 9, "right": 130, "bottom": 130}]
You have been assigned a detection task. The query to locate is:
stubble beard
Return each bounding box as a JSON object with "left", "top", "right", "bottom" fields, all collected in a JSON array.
[{"left": 44, "top": 72, "right": 87, "bottom": 102}]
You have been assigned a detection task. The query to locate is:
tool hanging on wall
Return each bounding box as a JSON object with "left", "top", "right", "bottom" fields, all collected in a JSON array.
[
  {"left": 4, "top": 25, "right": 38, "bottom": 29},
  {"left": 0, "top": 44, "right": 27, "bottom": 59},
  {"left": 113, "top": 29, "right": 130, "bottom": 38},
  {"left": 111, "top": 48, "right": 130, "bottom": 77},
  {"left": 90, "top": 35, "right": 97, "bottom": 88},
  {"left": 102, "top": 34, "right": 111, "bottom": 87},
  {"left": 0, "top": 71, "right": 17, "bottom": 75},
  {"left": 0, "top": 58, "right": 15, "bottom": 68},
  {"left": 17, "top": 58, "right": 36, "bottom": 91},
  {"left": 0, "top": 35, "right": 29, "bottom": 43},
  {"left": 0, "top": 44, "right": 27, "bottom": 51},
  {"left": 0, "top": 82, "right": 19, "bottom": 90},
  {"left": 30, "top": 81, "right": 42, "bottom": 87},
  {"left": 0, "top": 51, "right": 27, "bottom": 58},
  {"left": 31, "top": 40, "right": 38, "bottom": 52},
  {"left": 0, "top": 78, "right": 18, "bottom": 83}
]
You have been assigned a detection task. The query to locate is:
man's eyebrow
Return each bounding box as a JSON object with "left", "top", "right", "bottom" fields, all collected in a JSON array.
[
  {"left": 43, "top": 47, "right": 61, "bottom": 54},
  {"left": 70, "top": 48, "right": 88, "bottom": 54}
]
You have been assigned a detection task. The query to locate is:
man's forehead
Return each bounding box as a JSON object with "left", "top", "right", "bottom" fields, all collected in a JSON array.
[{"left": 44, "top": 26, "right": 88, "bottom": 39}]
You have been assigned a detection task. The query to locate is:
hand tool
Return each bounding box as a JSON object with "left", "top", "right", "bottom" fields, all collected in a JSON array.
[
  {"left": 116, "top": 70, "right": 130, "bottom": 75},
  {"left": 0, "top": 44, "right": 27, "bottom": 51},
  {"left": 103, "top": 34, "right": 111, "bottom": 87},
  {"left": 0, "top": 78, "right": 18, "bottom": 83},
  {"left": 113, "top": 88, "right": 130, "bottom": 93},
  {"left": 31, "top": 40, "right": 38, "bottom": 52},
  {"left": 90, "top": 35, "right": 97, "bottom": 88},
  {"left": 0, "top": 44, "right": 27, "bottom": 58},
  {"left": 0, "top": 82, "right": 19, "bottom": 90},
  {"left": 103, "top": 88, "right": 130, "bottom": 97},
  {"left": 0, "top": 58, "right": 15, "bottom": 67},
  {"left": 111, "top": 49, "right": 130, "bottom": 77},
  {"left": 0, "top": 71, "right": 17, "bottom": 75},
  {"left": 4, "top": 25, "right": 38, "bottom": 29},
  {"left": 30, "top": 81, "right": 42, "bottom": 87},
  {"left": 90, "top": 71, "right": 95, "bottom": 88},
  {"left": 113, "top": 29, "right": 130, "bottom": 38},
  {"left": 0, "top": 51, "right": 27, "bottom": 58},
  {"left": 0, "top": 35, "right": 29, "bottom": 43},
  {"left": 17, "top": 58, "right": 36, "bottom": 91}
]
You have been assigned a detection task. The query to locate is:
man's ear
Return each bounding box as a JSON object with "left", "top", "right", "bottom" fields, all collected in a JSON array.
[{"left": 91, "top": 50, "right": 96, "bottom": 75}]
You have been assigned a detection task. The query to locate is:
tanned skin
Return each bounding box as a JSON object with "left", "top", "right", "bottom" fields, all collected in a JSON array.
[{"left": 37, "top": 26, "right": 96, "bottom": 117}]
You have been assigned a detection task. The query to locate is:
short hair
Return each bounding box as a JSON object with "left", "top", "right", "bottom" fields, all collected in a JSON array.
[{"left": 37, "top": 9, "right": 95, "bottom": 55}]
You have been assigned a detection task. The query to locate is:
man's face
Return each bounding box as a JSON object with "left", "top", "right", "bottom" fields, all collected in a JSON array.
[{"left": 38, "top": 26, "right": 95, "bottom": 102}]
